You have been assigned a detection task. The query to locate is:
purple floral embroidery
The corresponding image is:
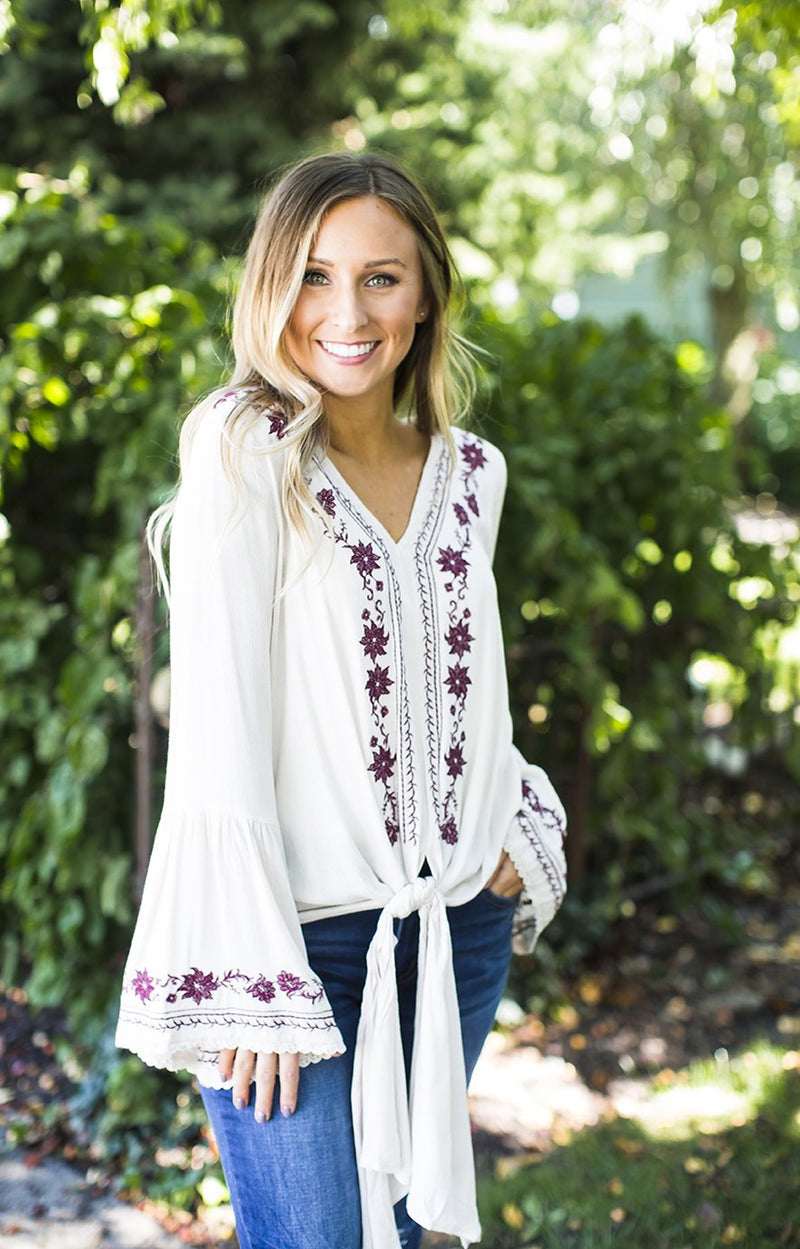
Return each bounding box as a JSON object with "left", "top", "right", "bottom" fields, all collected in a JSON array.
[
  {"left": 433, "top": 435, "right": 488, "bottom": 845},
  {"left": 319, "top": 513, "right": 400, "bottom": 845},
  {"left": 132, "top": 970, "right": 155, "bottom": 1003},
  {"left": 277, "top": 971, "right": 305, "bottom": 996},
  {"left": 350, "top": 541, "right": 381, "bottom": 579},
  {"left": 522, "top": 779, "right": 567, "bottom": 844},
  {"left": 445, "top": 664, "right": 471, "bottom": 700},
  {"left": 446, "top": 620, "right": 474, "bottom": 658},
  {"left": 369, "top": 745, "right": 396, "bottom": 784},
  {"left": 316, "top": 487, "right": 336, "bottom": 517},
  {"left": 514, "top": 781, "right": 568, "bottom": 936},
  {"left": 441, "top": 816, "right": 459, "bottom": 845},
  {"left": 437, "top": 546, "right": 469, "bottom": 580},
  {"left": 366, "top": 665, "right": 393, "bottom": 701},
  {"left": 211, "top": 389, "right": 287, "bottom": 443},
  {"left": 178, "top": 968, "right": 219, "bottom": 1004},
  {"left": 461, "top": 440, "right": 487, "bottom": 472},
  {"left": 268, "top": 410, "right": 288, "bottom": 439},
  {"left": 361, "top": 621, "right": 388, "bottom": 659},
  {"left": 247, "top": 976, "right": 276, "bottom": 1004},
  {"left": 445, "top": 743, "right": 465, "bottom": 779},
  {"left": 125, "top": 966, "right": 324, "bottom": 1011}
]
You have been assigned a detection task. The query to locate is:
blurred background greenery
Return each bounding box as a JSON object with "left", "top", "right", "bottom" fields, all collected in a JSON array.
[{"left": 1, "top": 0, "right": 799, "bottom": 1226}]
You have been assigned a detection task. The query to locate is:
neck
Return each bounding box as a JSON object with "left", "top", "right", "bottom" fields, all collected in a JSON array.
[{"left": 324, "top": 389, "right": 406, "bottom": 464}]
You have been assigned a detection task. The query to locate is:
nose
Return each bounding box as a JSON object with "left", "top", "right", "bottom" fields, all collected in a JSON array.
[{"left": 330, "top": 284, "right": 368, "bottom": 333}]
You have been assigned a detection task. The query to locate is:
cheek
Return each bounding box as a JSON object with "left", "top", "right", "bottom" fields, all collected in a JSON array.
[{"left": 283, "top": 313, "right": 308, "bottom": 360}]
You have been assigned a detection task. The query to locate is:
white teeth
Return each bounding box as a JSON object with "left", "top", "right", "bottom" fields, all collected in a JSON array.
[{"left": 320, "top": 341, "right": 377, "bottom": 358}]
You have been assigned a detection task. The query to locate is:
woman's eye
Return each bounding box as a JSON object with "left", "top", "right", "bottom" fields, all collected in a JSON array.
[
  {"left": 302, "top": 270, "right": 328, "bottom": 286},
  {"left": 366, "top": 273, "right": 398, "bottom": 288}
]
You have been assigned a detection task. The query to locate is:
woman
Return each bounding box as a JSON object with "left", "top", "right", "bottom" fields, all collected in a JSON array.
[{"left": 116, "top": 151, "right": 566, "bottom": 1249}]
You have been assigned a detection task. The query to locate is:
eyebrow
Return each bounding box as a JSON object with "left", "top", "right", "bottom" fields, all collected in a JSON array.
[{"left": 307, "top": 256, "right": 408, "bottom": 269}]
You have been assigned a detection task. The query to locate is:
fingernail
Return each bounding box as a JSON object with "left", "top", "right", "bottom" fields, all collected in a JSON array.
[
  {"left": 280, "top": 1105, "right": 293, "bottom": 1119},
  {"left": 255, "top": 1109, "right": 266, "bottom": 1124},
  {"left": 234, "top": 1097, "right": 245, "bottom": 1111}
]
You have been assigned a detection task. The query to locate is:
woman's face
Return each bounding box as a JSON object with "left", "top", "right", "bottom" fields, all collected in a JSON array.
[{"left": 284, "top": 196, "right": 429, "bottom": 412}]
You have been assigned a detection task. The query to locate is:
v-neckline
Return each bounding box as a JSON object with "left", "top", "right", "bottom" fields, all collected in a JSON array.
[{"left": 317, "top": 432, "right": 442, "bottom": 551}]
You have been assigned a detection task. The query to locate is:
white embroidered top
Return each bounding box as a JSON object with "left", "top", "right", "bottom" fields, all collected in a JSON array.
[{"left": 115, "top": 389, "right": 567, "bottom": 1248}]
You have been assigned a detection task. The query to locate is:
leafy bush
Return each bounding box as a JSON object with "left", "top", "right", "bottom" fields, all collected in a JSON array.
[
  {"left": 0, "top": 165, "right": 224, "bottom": 1025},
  {"left": 480, "top": 311, "right": 799, "bottom": 929}
]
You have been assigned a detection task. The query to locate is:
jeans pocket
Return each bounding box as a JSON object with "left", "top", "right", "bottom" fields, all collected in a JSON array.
[{"left": 480, "top": 885, "right": 522, "bottom": 909}]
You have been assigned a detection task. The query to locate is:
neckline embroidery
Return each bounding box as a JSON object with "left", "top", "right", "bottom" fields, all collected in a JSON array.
[
  {"left": 309, "top": 431, "right": 489, "bottom": 850},
  {"left": 315, "top": 432, "right": 443, "bottom": 551}
]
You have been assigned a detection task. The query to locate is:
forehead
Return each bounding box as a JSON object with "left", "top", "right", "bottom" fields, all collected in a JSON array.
[{"left": 312, "top": 195, "right": 420, "bottom": 259}]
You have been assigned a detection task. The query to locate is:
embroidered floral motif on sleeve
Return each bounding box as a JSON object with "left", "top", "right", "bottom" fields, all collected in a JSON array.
[
  {"left": 211, "top": 389, "right": 288, "bottom": 439},
  {"left": 434, "top": 437, "right": 487, "bottom": 845},
  {"left": 517, "top": 779, "right": 567, "bottom": 904},
  {"left": 124, "top": 965, "right": 325, "bottom": 1010}
]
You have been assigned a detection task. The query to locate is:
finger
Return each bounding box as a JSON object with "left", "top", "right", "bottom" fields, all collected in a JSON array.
[
  {"left": 253, "top": 1052, "right": 278, "bottom": 1123},
  {"left": 278, "top": 1052, "right": 300, "bottom": 1118},
  {"left": 218, "top": 1048, "right": 235, "bottom": 1082},
  {"left": 232, "top": 1048, "right": 256, "bottom": 1111}
]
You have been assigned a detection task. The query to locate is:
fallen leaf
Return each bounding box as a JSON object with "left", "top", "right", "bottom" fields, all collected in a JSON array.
[
  {"left": 502, "top": 1203, "right": 525, "bottom": 1230},
  {"left": 578, "top": 975, "right": 603, "bottom": 1005}
]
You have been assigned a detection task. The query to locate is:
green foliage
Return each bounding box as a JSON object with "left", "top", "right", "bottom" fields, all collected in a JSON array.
[
  {"left": 481, "top": 312, "right": 798, "bottom": 915},
  {"left": 0, "top": 163, "right": 224, "bottom": 1019}
]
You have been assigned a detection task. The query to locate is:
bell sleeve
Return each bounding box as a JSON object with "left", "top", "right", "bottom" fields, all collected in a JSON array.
[
  {"left": 115, "top": 396, "right": 345, "bottom": 1087},
  {"left": 503, "top": 751, "right": 567, "bottom": 954}
]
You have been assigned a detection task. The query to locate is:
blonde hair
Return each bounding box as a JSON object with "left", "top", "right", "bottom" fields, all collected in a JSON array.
[{"left": 148, "top": 151, "right": 475, "bottom": 581}]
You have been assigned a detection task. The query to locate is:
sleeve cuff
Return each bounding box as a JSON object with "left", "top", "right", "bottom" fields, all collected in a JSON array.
[{"left": 503, "top": 764, "right": 567, "bottom": 955}]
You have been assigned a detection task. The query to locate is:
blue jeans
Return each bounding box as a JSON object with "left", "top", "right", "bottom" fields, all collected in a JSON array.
[{"left": 200, "top": 886, "right": 517, "bottom": 1249}]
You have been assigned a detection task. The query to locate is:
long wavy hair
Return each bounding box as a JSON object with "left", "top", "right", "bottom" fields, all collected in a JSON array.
[{"left": 148, "top": 150, "right": 475, "bottom": 581}]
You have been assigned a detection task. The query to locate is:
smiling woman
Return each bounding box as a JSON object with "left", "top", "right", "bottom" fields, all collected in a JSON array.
[
  {"left": 115, "top": 151, "right": 567, "bottom": 1249},
  {"left": 285, "top": 197, "right": 428, "bottom": 406}
]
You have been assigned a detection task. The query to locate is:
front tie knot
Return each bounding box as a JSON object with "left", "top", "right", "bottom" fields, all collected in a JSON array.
[
  {"left": 387, "top": 874, "right": 437, "bottom": 921},
  {"left": 350, "top": 876, "right": 481, "bottom": 1249}
]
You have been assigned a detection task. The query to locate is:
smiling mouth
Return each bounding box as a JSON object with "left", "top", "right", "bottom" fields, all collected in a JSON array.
[{"left": 319, "top": 340, "right": 380, "bottom": 359}]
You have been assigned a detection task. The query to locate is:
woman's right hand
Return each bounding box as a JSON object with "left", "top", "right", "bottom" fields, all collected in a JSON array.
[{"left": 219, "top": 1048, "right": 300, "bottom": 1123}]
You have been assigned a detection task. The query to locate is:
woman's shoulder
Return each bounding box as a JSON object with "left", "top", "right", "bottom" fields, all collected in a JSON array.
[
  {"left": 205, "top": 384, "right": 291, "bottom": 449},
  {"left": 450, "top": 425, "right": 507, "bottom": 488},
  {"left": 182, "top": 384, "right": 291, "bottom": 475},
  {"left": 177, "top": 384, "right": 291, "bottom": 512}
]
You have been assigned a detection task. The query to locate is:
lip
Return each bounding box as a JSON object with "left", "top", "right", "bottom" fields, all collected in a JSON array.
[{"left": 317, "top": 340, "right": 380, "bottom": 365}]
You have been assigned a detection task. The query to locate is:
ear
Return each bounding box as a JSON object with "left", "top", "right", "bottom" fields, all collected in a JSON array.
[{"left": 416, "top": 304, "right": 430, "bottom": 323}]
